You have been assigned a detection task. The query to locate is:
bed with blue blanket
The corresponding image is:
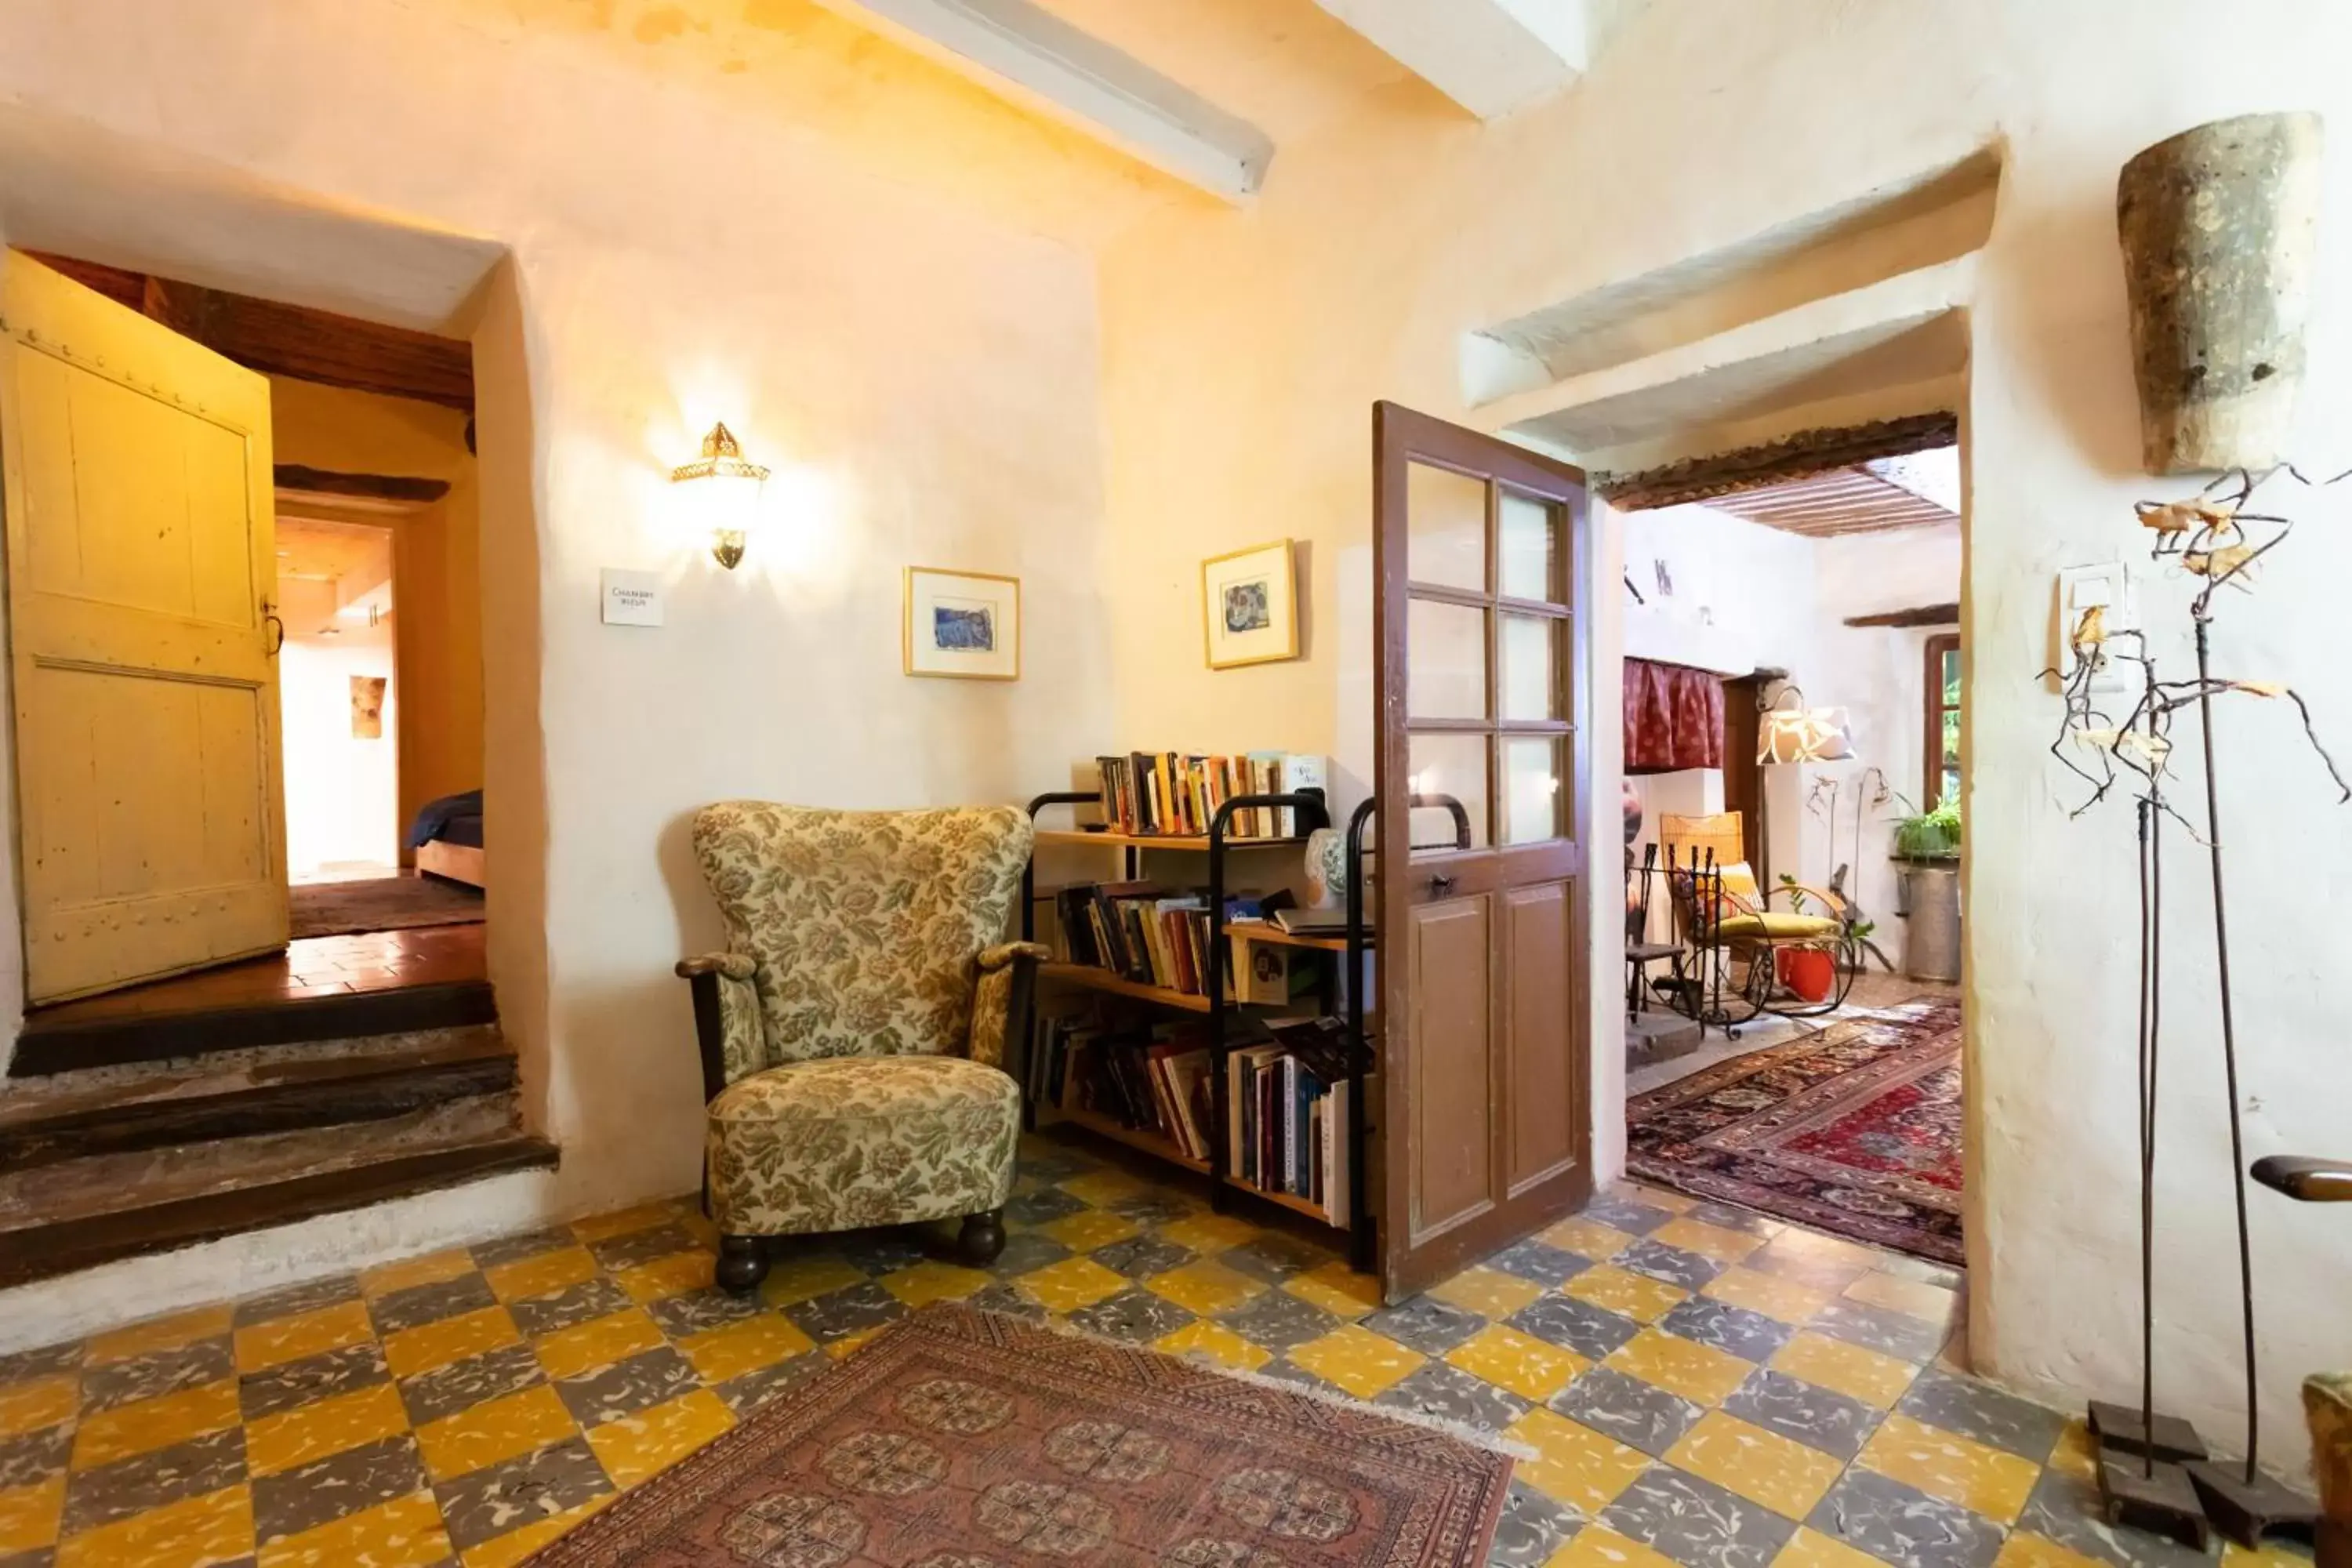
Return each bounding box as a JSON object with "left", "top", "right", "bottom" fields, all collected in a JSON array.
[{"left": 408, "top": 789, "right": 485, "bottom": 887}]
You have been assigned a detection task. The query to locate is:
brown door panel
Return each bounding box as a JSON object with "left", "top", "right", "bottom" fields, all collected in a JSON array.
[
  {"left": 1504, "top": 878, "right": 1581, "bottom": 1194},
  {"left": 1405, "top": 895, "right": 1497, "bottom": 1244}
]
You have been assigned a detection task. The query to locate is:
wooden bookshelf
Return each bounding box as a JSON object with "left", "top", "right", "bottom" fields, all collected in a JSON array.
[
  {"left": 1227, "top": 1178, "right": 1331, "bottom": 1222},
  {"left": 1034, "top": 829, "right": 1307, "bottom": 851},
  {"left": 1051, "top": 1107, "right": 1210, "bottom": 1174},
  {"left": 1039, "top": 963, "right": 1214, "bottom": 1013},
  {"left": 1226, "top": 920, "right": 1364, "bottom": 954}
]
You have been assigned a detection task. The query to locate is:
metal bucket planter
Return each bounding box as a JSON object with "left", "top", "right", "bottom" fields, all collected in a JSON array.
[{"left": 2118, "top": 112, "right": 2325, "bottom": 474}]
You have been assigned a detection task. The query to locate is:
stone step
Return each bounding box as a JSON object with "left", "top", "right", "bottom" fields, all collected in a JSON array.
[
  {"left": 0, "top": 1025, "right": 516, "bottom": 1171},
  {"left": 9, "top": 978, "right": 497, "bottom": 1076}
]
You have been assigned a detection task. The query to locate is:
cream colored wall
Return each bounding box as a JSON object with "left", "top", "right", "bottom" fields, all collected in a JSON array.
[{"left": 1094, "top": 0, "right": 2352, "bottom": 1472}]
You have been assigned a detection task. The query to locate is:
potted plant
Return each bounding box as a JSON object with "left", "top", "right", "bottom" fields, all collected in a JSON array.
[
  {"left": 1892, "top": 796, "right": 1961, "bottom": 982},
  {"left": 1893, "top": 797, "right": 1962, "bottom": 862}
]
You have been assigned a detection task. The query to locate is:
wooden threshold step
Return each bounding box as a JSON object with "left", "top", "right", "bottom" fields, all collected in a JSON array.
[{"left": 10, "top": 980, "right": 496, "bottom": 1076}]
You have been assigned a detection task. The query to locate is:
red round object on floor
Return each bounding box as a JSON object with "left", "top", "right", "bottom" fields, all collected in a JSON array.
[{"left": 1777, "top": 947, "right": 1835, "bottom": 1003}]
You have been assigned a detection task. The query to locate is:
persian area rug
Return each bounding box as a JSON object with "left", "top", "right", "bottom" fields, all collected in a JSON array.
[
  {"left": 289, "top": 874, "right": 484, "bottom": 939},
  {"left": 528, "top": 1304, "right": 1513, "bottom": 1566},
  {"left": 1627, "top": 997, "right": 1964, "bottom": 1263}
]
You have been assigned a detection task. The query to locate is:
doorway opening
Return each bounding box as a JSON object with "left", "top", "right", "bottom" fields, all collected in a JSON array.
[{"left": 1617, "top": 428, "right": 1966, "bottom": 1272}]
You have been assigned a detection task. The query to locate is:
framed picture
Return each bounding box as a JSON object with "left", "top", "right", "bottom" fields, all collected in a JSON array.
[
  {"left": 1202, "top": 539, "right": 1299, "bottom": 670},
  {"left": 904, "top": 566, "right": 1021, "bottom": 681}
]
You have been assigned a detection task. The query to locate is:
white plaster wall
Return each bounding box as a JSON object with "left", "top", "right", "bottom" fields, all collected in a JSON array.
[
  {"left": 279, "top": 573, "right": 401, "bottom": 877},
  {"left": 1094, "top": 0, "right": 2352, "bottom": 1472}
]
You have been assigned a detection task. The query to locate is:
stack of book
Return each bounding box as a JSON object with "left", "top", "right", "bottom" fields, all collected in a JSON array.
[
  {"left": 1053, "top": 883, "right": 1313, "bottom": 1002},
  {"left": 1094, "top": 752, "right": 1327, "bottom": 838},
  {"left": 1226, "top": 1017, "right": 1356, "bottom": 1224},
  {"left": 1029, "top": 1014, "right": 1218, "bottom": 1162}
]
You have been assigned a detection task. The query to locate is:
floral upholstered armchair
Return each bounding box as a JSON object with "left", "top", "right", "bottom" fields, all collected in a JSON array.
[{"left": 675, "top": 802, "right": 1044, "bottom": 1294}]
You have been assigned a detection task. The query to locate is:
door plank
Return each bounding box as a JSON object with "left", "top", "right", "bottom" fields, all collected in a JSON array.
[
  {"left": 1408, "top": 895, "right": 1497, "bottom": 1241},
  {"left": 1504, "top": 879, "right": 1579, "bottom": 1194}
]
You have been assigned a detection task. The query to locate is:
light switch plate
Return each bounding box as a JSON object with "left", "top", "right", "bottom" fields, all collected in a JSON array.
[
  {"left": 2057, "top": 562, "right": 2133, "bottom": 692},
  {"left": 601, "top": 569, "right": 664, "bottom": 627}
]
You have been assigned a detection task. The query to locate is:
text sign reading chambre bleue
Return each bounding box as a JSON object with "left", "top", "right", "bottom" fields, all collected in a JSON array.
[{"left": 601, "top": 569, "right": 664, "bottom": 627}]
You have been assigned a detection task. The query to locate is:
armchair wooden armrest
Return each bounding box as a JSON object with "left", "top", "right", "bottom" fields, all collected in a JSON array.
[
  {"left": 971, "top": 943, "right": 1047, "bottom": 1073},
  {"left": 677, "top": 952, "right": 762, "bottom": 1102}
]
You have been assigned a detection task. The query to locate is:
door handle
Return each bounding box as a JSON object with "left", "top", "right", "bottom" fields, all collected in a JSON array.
[
  {"left": 1428, "top": 873, "right": 1456, "bottom": 897},
  {"left": 263, "top": 614, "right": 285, "bottom": 656}
]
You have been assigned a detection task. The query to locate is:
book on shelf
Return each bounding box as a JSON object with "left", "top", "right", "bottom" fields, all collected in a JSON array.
[
  {"left": 1091, "top": 751, "right": 1329, "bottom": 839},
  {"left": 1029, "top": 1011, "right": 1216, "bottom": 1160},
  {"left": 1222, "top": 1016, "right": 1357, "bottom": 1222},
  {"left": 1046, "top": 881, "right": 1293, "bottom": 999},
  {"left": 1271, "top": 905, "right": 1357, "bottom": 936}
]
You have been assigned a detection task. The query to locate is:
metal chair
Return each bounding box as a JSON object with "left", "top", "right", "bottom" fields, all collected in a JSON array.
[{"left": 1625, "top": 843, "right": 1683, "bottom": 1020}]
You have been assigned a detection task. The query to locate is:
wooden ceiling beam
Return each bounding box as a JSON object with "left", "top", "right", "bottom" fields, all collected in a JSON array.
[{"left": 1845, "top": 602, "right": 1960, "bottom": 628}]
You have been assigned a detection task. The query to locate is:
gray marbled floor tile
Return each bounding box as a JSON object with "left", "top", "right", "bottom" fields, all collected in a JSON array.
[
  {"left": 645, "top": 1288, "right": 764, "bottom": 1341},
  {"left": 60, "top": 1426, "right": 245, "bottom": 1534},
  {"left": 1214, "top": 1287, "right": 1339, "bottom": 1352},
  {"left": 1659, "top": 1298, "right": 1792, "bottom": 1364},
  {"left": 784, "top": 1283, "right": 907, "bottom": 1346},
  {"left": 0, "top": 1422, "right": 71, "bottom": 1490},
  {"left": 1551, "top": 1366, "right": 1704, "bottom": 1457},
  {"left": 1508, "top": 1295, "right": 1642, "bottom": 1360},
  {"left": 1219, "top": 1234, "right": 1333, "bottom": 1283},
  {"left": 80, "top": 1338, "right": 234, "bottom": 1411},
  {"left": 250, "top": 1432, "right": 427, "bottom": 1544},
  {"left": 1745, "top": 1236, "right": 1872, "bottom": 1291},
  {"left": 1896, "top": 1367, "right": 2067, "bottom": 1461},
  {"left": 1806, "top": 1467, "right": 2004, "bottom": 1568},
  {"left": 1582, "top": 1193, "right": 1675, "bottom": 1235},
  {"left": 1375, "top": 1362, "right": 1529, "bottom": 1434},
  {"left": 554, "top": 1346, "right": 702, "bottom": 1428},
  {"left": 1106, "top": 1192, "right": 1200, "bottom": 1225},
  {"left": 238, "top": 1341, "right": 390, "bottom": 1421},
  {"left": 1813, "top": 1300, "right": 1947, "bottom": 1363},
  {"left": 964, "top": 1283, "right": 1048, "bottom": 1321},
  {"left": 1066, "top": 1288, "right": 1196, "bottom": 1345},
  {"left": 1003, "top": 1188, "right": 1088, "bottom": 1227},
  {"left": 987, "top": 1232, "right": 1073, "bottom": 1276},
  {"left": 1254, "top": 1359, "right": 1347, "bottom": 1398},
  {"left": 717, "top": 1355, "right": 825, "bottom": 1415},
  {"left": 2013, "top": 1468, "right": 2218, "bottom": 1568},
  {"left": 1722, "top": 1369, "right": 1882, "bottom": 1461},
  {"left": 1618, "top": 1238, "right": 1723, "bottom": 1290},
  {"left": 0, "top": 1342, "right": 81, "bottom": 1385},
  {"left": 233, "top": 1275, "right": 361, "bottom": 1327},
  {"left": 430, "top": 1434, "right": 613, "bottom": 1552},
  {"left": 588, "top": 1222, "right": 700, "bottom": 1272},
  {"left": 1090, "top": 1236, "right": 1195, "bottom": 1279},
  {"left": 1014, "top": 1149, "right": 1088, "bottom": 1182},
  {"left": 1686, "top": 1202, "right": 1781, "bottom": 1236},
  {"left": 1488, "top": 1479, "right": 1584, "bottom": 1566},
  {"left": 1486, "top": 1239, "right": 1593, "bottom": 1287},
  {"left": 369, "top": 1272, "right": 499, "bottom": 1336},
  {"left": 1603, "top": 1464, "right": 1797, "bottom": 1568},
  {"left": 397, "top": 1342, "right": 547, "bottom": 1427},
  {"left": 469, "top": 1226, "right": 580, "bottom": 1271},
  {"left": 1872, "top": 1252, "right": 1965, "bottom": 1290},
  {"left": 507, "top": 1278, "right": 636, "bottom": 1338},
  {"left": 0, "top": 1548, "right": 54, "bottom": 1568},
  {"left": 1362, "top": 1297, "right": 1486, "bottom": 1355}
]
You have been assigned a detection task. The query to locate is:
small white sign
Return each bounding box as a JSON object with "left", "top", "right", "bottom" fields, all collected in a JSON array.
[{"left": 601, "top": 569, "right": 664, "bottom": 628}]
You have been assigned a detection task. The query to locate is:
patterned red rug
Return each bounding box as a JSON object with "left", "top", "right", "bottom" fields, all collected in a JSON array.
[
  {"left": 528, "top": 1304, "right": 1513, "bottom": 1566},
  {"left": 1627, "top": 998, "right": 1965, "bottom": 1263}
]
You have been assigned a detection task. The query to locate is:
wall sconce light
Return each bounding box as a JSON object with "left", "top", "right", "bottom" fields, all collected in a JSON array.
[{"left": 670, "top": 422, "right": 769, "bottom": 569}]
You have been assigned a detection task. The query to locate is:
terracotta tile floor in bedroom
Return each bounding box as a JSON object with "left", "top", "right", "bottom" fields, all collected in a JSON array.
[{"left": 0, "top": 1134, "right": 2297, "bottom": 1568}]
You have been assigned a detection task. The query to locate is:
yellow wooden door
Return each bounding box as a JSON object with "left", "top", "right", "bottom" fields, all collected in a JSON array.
[{"left": 0, "top": 250, "right": 288, "bottom": 1003}]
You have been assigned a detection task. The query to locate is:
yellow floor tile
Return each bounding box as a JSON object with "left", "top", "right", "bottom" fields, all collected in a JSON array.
[
  {"left": 1425, "top": 1265, "right": 1544, "bottom": 1319},
  {"left": 757, "top": 1254, "right": 868, "bottom": 1308},
  {"left": 1859, "top": 1411, "right": 2042, "bottom": 1523},
  {"left": 1565, "top": 1264, "right": 1690, "bottom": 1325},
  {"left": 532, "top": 1308, "right": 666, "bottom": 1381},
  {"left": 1283, "top": 1261, "right": 1380, "bottom": 1319},
  {"left": 71, "top": 1379, "right": 241, "bottom": 1468},
  {"left": 1770, "top": 1330, "right": 1919, "bottom": 1410},
  {"left": 1623, "top": 1184, "right": 1698, "bottom": 1214},
  {"left": 1776, "top": 1526, "right": 1901, "bottom": 1568},
  {"left": 1539, "top": 1216, "right": 1637, "bottom": 1261},
  {"left": 613, "top": 1250, "right": 713, "bottom": 1304},
  {"left": 1287, "top": 1325, "right": 1424, "bottom": 1399},
  {"left": 878, "top": 1261, "right": 993, "bottom": 1308},
  {"left": 1603, "top": 1327, "right": 1752, "bottom": 1407},
  {"left": 358, "top": 1249, "right": 476, "bottom": 1299},
  {"left": 85, "top": 1306, "right": 233, "bottom": 1366},
  {"left": 1653, "top": 1217, "right": 1769, "bottom": 1266},
  {"left": 1055, "top": 1170, "right": 1154, "bottom": 1207},
  {"left": 457, "top": 1494, "right": 614, "bottom": 1568},
  {"left": 1015, "top": 1257, "right": 1131, "bottom": 1313},
  {"left": 1844, "top": 1270, "right": 1960, "bottom": 1327},
  {"left": 1994, "top": 1532, "right": 2111, "bottom": 1568},
  {"left": 1144, "top": 1259, "right": 1265, "bottom": 1316},
  {"left": 2221, "top": 1541, "right": 2327, "bottom": 1568},
  {"left": 586, "top": 1388, "right": 735, "bottom": 1489},
  {"left": 1549, "top": 1524, "right": 1686, "bottom": 1568},
  {"left": 2045, "top": 1419, "right": 2100, "bottom": 1483},
  {"left": 826, "top": 1327, "right": 887, "bottom": 1359},
  {"left": 1668, "top": 1411, "right": 1846, "bottom": 1518},
  {"left": 679, "top": 1316, "right": 815, "bottom": 1384},
  {"left": 415, "top": 1385, "right": 579, "bottom": 1483},
  {"left": 383, "top": 1306, "right": 521, "bottom": 1380},
  {"left": 483, "top": 1247, "right": 599, "bottom": 1304},
  {"left": 56, "top": 1484, "right": 252, "bottom": 1568},
  {"left": 568, "top": 1202, "right": 681, "bottom": 1244},
  {"left": 1156, "top": 1213, "right": 1261, "bottom": 1254},
  {"left": 0, "top": 1374, "right": 77, "bottom": 1439},
  {"left": 0, "top": 1475, "right": 64, "bottom": 1555},
  {"left": 1504, "top": 1406, "right": 1652, "bottom": 1515},
  {"left": 1042, "top": 1209, "right": 1140, "bottom": 1252},
  {"left": 1446, "top": 1325, "right": 1588, "bottom": 1403},
  {"left": 257, "top": 1488, "right": 450, "bottom": 1568},
  {"left": 245, "top": 1382, "right": 412, "bottom": 1478},
  {"left": 1703, "top": 1267, "right": 1833, "bottom": 1325},
  {"left": 1152, "top": 1320, "right": 1272, "bottom": 1374},
  {"left": 234, "top": 1301, "right": 375, "bottom": 1374}
]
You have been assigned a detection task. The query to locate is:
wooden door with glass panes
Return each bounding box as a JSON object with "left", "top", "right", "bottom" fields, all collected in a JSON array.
[{"left": 1373, "top": 401, "right": 1593, "bottom": 1301}]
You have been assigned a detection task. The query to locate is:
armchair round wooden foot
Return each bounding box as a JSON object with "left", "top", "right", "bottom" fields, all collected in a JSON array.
[
  {"left": 716, "top": 1234, "right": 769, "bottom": 1296},
  {"left": 957, "top": 1207, "right": 1007, "bottom": 1267}
]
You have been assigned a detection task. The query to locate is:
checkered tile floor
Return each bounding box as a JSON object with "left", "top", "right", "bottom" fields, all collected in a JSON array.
[{"left": 0, "top": 1135, "right": 2306, "bottom": 1567}]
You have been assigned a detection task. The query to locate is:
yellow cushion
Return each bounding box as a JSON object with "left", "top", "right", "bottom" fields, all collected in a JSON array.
[{"left": 1717, "top": 913, "right": 1840, "bottom": 941}]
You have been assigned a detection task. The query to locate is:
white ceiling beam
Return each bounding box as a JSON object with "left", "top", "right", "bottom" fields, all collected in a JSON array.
[
  {"left": 1311, "top": 0, "right": 1588, "bottom": 120},
  {"left": 804, "top": 0, "right": 1272, "bottom": 202}
]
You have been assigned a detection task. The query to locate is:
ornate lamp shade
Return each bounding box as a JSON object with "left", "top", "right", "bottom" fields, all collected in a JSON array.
[
  {"left": 671, "top": 422, "right": 770, "bottom": 569},
  {"left": 1758, "top": 697, "right": 1853, "bottom": 764}
]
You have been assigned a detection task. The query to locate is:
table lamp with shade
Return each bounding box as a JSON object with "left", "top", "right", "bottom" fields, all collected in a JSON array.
[{"left": 1755, "top": 686, "right": 1853, "bottom": 890}]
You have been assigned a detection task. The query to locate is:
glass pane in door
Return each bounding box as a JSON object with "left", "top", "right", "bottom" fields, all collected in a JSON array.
[
  {"left": 1407, "top": 597, "right": 1488, "bottom": 720},
  {"left": 1406, "top": 732, "right": 1489, "bottom": 855},
  {"left": 1497, "top": 489, "right": 1560, "bottom": 602},
  {"left": 1501, "top": 735, "right": 1565, "bottom": 844},
  {"left": 1406, "top": 461, "right": 1487, "bottom": 592},
  {"left": 1498, "top": 613, "right": 1560, "bottom": 721}
]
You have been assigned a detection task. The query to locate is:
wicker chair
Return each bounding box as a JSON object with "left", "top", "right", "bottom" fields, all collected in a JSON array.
[{"left": 1659, "top": 813, "right": 1856, "bottom": 1033}]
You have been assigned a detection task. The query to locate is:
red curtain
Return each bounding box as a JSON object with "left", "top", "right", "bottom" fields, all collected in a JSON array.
[{"left": 1624, "top": 659, "right": 1724, "bottom": 775}]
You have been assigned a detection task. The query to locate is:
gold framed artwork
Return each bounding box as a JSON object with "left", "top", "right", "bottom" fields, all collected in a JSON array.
[
  {"left": 903, "top": 566, "right": 1021, "bottom": 681},
  {"left": 1202, "top": 539, "right": 1298, "bottom": 670}
]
